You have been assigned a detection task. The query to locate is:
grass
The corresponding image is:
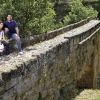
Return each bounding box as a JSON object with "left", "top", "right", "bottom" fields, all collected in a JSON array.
[{"left": 74, "top": 89, "right": 100, "bottom": 100}]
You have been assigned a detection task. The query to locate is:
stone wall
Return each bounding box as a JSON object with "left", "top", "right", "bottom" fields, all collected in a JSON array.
[
  {"left": 21, "top": 17, "right": 91, "bottom": 47},
  {"left": 0, "top": 20, "right": 100, "bottom": 100},
  {"left": 76, "top": 27, "right": 100, "bottom": 89}
]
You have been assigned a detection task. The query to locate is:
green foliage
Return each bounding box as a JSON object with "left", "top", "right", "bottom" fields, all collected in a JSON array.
[
  {"left": 97, "top": 0, "right": 100, "bottom": 18},
  {"left": 27, "top": 0, "right": 55, "bottom": 34},
  {"left": 0, "top": 0, "right": 55, "bottom": 36},
  {"left": 63, "top": 0, "right": 98, "bottom": 25},
  {"left": 0, "top": 0, "right": 98, "bottom": 37},
  {"left": 54, "top": 21, "right": 64, "bottom": 29}
]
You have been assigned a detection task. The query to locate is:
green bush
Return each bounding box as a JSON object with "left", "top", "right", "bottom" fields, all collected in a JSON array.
[
  {"left": 0, "top": 0, "right": 98, "bottom": 37},
  {"left": 63, "top": 0, "right": 98, "bottom": 25},
  {"left": 27, "top": 1, "right": 55, "bottom": 35},
  {"left": 0, "top": 0, "right": 55, "bottom": 37}
]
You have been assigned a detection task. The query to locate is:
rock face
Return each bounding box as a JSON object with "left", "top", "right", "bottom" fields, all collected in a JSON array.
[{"left": 0, "top": 19, "right": 100, "bottom": 100}]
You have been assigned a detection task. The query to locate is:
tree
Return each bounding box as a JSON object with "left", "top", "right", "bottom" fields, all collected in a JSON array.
[
  {"left": 97, "top": 0, "right": 100, "bottom": 19},
  {"left": 63, "top": 0, "right": 98, "bottom": 25},
  {"left": 0, "top": 0, "right": 98, "bottom": 36},
  {"left": 27, "top": 0, "right": 55, "bottom": 35},
  {"left": 0, "top": 0, "right": 55, "bottom": 36}
]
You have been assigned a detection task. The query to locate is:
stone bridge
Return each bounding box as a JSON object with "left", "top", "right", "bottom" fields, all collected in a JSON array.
[{"left": 0, "top": 18, "right": 100, "bottom": 100}]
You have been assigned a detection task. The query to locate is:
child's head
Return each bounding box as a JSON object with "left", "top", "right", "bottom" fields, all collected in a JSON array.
[{"left": 0, "top": 21, "right": 3, "bottom": 30}]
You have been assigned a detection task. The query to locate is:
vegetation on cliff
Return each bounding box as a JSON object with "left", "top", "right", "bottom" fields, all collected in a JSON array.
[
  {"left": 63, "top": 0, "right": 98, "bottom": 25},
  {"left": 0, "top": 0, "right": 98, "bottom": 36}
]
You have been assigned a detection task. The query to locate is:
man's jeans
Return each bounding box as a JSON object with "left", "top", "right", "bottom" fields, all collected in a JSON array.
[{"left": 11, "top": 34, "right": 22, "bottom": 52}]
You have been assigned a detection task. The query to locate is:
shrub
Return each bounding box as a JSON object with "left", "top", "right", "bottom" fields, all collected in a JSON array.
[{"left": 63, "top": 0, "right": 98, "bottom": 25}]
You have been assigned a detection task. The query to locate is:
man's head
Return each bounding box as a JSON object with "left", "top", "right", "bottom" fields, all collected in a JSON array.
[{"left": 7, "top": 15, "right": 12, "bottom": 21}]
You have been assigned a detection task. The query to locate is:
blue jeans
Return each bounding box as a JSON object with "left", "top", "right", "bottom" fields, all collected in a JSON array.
[{"left": 10, "top": 34, "right": 22, "bottom": 52}]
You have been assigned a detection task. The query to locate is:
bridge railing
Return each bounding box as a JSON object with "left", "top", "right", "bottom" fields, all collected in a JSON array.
[{"left": 21, "top": 17, "right": 92, "bottom": 48}]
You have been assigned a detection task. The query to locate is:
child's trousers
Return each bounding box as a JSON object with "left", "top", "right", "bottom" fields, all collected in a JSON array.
[{"left": 2, "top": 41, "right": 10, "bottom": 55}]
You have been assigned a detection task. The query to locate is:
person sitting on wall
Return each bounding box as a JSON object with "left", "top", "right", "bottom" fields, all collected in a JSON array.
[
  {"left": 0, "top": 21, "right": 9, "bottom": 55},
  {"left": 4, "top": 15, "right": 23, "bottom": 54}
]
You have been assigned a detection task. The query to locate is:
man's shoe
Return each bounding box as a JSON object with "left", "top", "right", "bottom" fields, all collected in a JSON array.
[{"left": 19, "top": 51, "right": 23, "bottom": 55}]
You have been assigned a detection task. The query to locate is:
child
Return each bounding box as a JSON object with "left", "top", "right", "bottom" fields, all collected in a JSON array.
[{"left": 0, "top": 21, "right": 9, "bottom": 55}]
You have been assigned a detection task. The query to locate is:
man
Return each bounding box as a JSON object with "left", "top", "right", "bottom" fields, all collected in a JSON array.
[{"left": 4, "top": 15, "right": 23, "bottom": 54}]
